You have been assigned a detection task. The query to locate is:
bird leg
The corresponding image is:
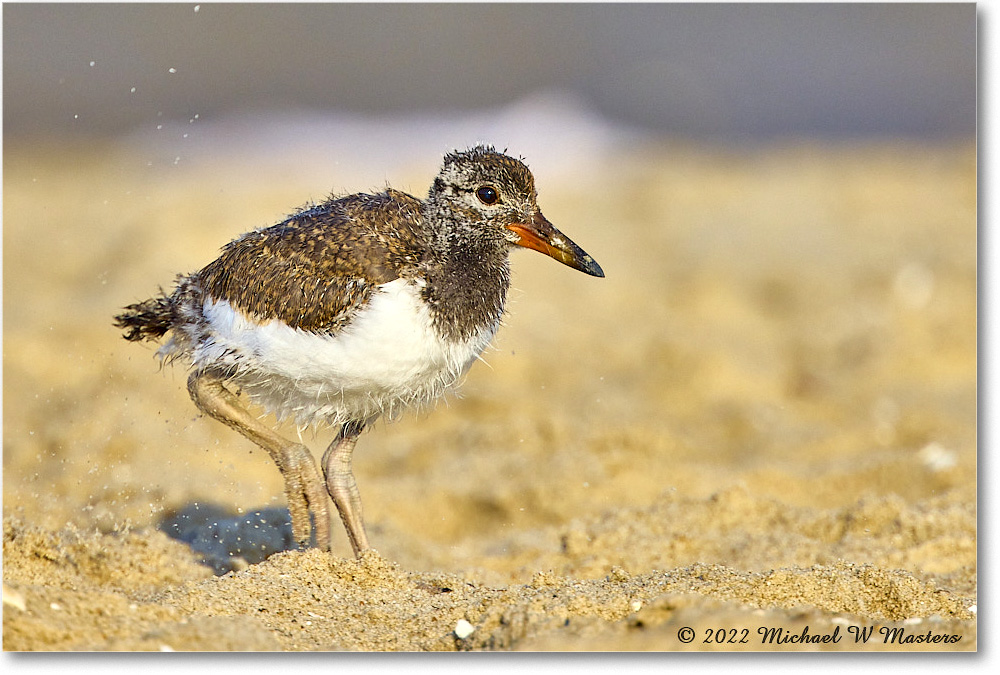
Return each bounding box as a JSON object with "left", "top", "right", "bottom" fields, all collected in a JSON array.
[
  {"left": 322, "top": 421, "right": 370, "bottom": 557},
  {"left": 186, "top": 370, "right": 332, "bottom": 551}
]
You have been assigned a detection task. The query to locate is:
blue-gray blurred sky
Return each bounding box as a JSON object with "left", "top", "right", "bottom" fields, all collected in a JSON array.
[{"left": 2, "top": 2, "right": 976, "bottom": 141}]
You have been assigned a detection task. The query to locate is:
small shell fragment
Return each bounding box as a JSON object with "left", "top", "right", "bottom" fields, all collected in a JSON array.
[{"left": 454, "top": 619, "right": 475, "bottom": 639}]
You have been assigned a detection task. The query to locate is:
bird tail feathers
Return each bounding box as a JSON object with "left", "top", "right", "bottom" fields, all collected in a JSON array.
[{"left": 114, "top": 292, "right": 175, "bottom": 342}]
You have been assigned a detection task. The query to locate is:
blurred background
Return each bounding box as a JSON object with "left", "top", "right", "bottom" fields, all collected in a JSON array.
[
  {"left": 2, "top": 3, "right": 977, "bottom": 142},
  {"left": 3, "top": 2, "right": 977, "bottom": 156}
]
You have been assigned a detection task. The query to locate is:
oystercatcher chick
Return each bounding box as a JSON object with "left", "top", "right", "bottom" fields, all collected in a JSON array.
[{"left": 114, "top": 145, "right": 604, "bottom": 557}]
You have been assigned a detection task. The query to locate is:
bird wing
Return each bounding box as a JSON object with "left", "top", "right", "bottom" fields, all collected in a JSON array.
[{"left": 197, "top": 190, "right": 427, "bottom": 334}]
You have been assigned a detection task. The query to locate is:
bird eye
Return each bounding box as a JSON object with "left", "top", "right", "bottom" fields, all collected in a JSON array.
[{"left": 476, "top": 186, "right": 499, "bottom": 205}]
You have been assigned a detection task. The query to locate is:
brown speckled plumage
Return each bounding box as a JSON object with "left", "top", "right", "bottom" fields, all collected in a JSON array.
[{"left": 198, "top": 189, "right": 427, "bottom": 334}]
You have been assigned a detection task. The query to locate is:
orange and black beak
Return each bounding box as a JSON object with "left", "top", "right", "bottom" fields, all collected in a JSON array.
[{"left": 506, "top": 211, "right": 604, "bottom": 278}]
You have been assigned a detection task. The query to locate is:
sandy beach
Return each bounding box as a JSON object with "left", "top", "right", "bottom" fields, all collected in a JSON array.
[{"left": 2, "top": 133, "right": 976, "bottom": 651}]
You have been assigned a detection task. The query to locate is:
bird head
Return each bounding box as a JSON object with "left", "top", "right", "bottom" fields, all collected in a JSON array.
[{"left": 427, "top": 146, "right": 604, "bottom": 278}]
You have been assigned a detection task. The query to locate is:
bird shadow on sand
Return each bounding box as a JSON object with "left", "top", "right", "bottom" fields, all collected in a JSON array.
[{"left": 158, "top": 502, "right": 307, "bottom": 575}]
